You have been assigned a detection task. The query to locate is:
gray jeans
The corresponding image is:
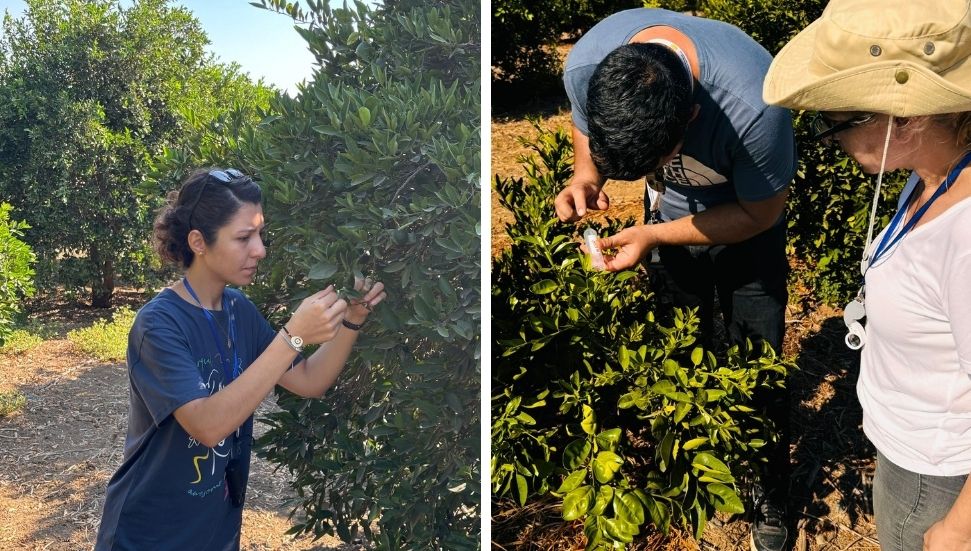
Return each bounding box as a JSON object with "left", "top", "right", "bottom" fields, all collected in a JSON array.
[{"left": 873, "top": 451, "right": 968, "bottom": 550}]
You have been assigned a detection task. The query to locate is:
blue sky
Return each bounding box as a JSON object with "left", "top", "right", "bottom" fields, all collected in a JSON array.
[{"left": 0, "top": 0, "right": 322, "bottom": 95}]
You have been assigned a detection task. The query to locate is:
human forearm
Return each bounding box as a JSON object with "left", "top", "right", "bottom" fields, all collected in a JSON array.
[
  {"left": 174, "top": 334, "right": 298, "bottom": 447},
  {"left": 276, "top": 278, "right": 385, "bottom": 397},
  {"left": 944, "top": 477, "right": 971, "bottom": 534},
  {"left": 279, "top": 324, "right": 361, "bottom": 398},
  {"left": 651, "top": 199, "right": 782, "bottom": 247},
  {"left": 598, "top": 191, "right": 787, "bottom": 272},
  {"left": 572, "top": 127, "right": 606, "bottom": 187}
]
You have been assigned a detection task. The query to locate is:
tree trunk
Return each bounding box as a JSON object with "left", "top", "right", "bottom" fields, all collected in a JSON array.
[{"left": 89, "top": 245, "right": 114, "bottom": 308}]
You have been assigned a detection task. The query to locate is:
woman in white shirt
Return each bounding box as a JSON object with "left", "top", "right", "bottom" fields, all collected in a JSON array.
[{"left": 763, "top": 0, "right": 971, "bottom": 549}]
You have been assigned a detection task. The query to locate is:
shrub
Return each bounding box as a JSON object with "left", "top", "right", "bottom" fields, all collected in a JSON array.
[
  {"left": 492, "top": 126, "right": 791, "bottom": 548},
  {"left": 242, "top": 0, "right": 480, "bottom": 549},
  {"left": 0, "top": 329, "right": 43, "bottom": 356},
  {"left": 0, "top": 390, "right": 27, "bottom": 417},
  {"left": 701, "top": 0, "right": 825, "bottom": 56},
  {"left": 0, "top": 203, "right": 36, "bottom": 346},
  {"left": 492, "top": 0, "right": 641, "bottom": 103},
  {"left": 67, "top": 307, "right": 136, "bottom": 362}
]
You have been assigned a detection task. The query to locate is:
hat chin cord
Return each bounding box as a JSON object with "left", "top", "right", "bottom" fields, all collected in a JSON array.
[{"left": 860, "top": 115, "right": 896, "bottom": 276}]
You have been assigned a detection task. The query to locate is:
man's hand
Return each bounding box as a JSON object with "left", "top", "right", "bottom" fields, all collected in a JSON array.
[
  {"left": 554, "top": 180, "right": 610, "bottom": 222},
  {"left": 583, "top": 225, "right": 658, "bottom": 272},
  {"left": 925, "top": 517, "right": 971, "bottom": 551}
]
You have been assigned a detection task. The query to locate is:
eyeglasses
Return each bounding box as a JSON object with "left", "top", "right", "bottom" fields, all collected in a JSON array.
[
  {"left": 187, "top": 168, "right": 247, "bottom": 228},
  {"left": 811, "top": 113, "right": 876, "bottom": 141}
]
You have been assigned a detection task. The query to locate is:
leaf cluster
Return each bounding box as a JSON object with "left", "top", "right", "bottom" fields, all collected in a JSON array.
[
  {"left": 238, "top": 1, "right": 481, "bottom": 549},
  {"left": 491, "top": 125, "right": 791, "bottom": 548},
  {"left": 0, "top": 203, "right": 36, "bottom": 345},
  {"left": 0, "top": 0, "right": 272, "bottom": 306},
  {"left": 491, "top": 0, "right": 641, "bottom": 94}
]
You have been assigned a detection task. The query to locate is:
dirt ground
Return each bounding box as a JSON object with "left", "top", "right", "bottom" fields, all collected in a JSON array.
[
  {"left": 0, "top": 289, "right": 354, "bottom": 551},
  {"left": 490, "top": 74, "right": 879, "bottom": 548}
]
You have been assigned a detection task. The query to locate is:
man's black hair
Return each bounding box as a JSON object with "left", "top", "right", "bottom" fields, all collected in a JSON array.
[{"left": 586, "top": 43, "right": 694, "bottom": 180}]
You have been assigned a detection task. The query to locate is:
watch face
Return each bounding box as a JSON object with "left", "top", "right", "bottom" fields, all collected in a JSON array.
[{"left": 292, "top": 336, "right": 304, "bottom": 348}]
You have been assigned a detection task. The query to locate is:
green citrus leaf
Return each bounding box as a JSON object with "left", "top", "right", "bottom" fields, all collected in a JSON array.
[
  {"left": 614, "top": 490, "right": 646, "bottom": 525},
  {"left": 691, "top": 451, "right": 732, "bottom": 475},
  {"left": 562, "top": 485, "right": 594, "bottom": 521},
  {"left": 595, "top": 427, "right": 622, "bottom": 451},
  {"left": 307, "top": 261, "right": 338, "bottom": 280},
  {"left": 591, "top": 485, "right": 613, "bottom": 516},
  {"left": 593, "top": 450, "right": 623, "bottom": 484},
  {"left": 556, "top": 469, "right": 587, "bottom": 494},
  {"left": 529, "top": 279, "right": 557, "bottom": 294},
  {"left": 581, "top": 404, "right": 596, "bottom": 435},
  {"left": 707, "top": 482, "right": 745, "bottom": 514},
  {"left": 564, "top": 438, "right": 592, "bottom": 470},
  {"left": 604, "top": 516, "right": 637, "bottom": 543}
]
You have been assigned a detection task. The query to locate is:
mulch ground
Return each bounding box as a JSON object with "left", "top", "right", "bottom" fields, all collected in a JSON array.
[{"left": 0, "top": 289, "right": 355, "bottom": 550}]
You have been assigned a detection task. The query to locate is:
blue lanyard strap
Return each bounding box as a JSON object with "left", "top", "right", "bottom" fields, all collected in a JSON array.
[
  {"left": 868, "top": 150, "right": 971, "bottom": 270},
  {"left": 182, "top": 277, "right": 239, "bottom": 384}
]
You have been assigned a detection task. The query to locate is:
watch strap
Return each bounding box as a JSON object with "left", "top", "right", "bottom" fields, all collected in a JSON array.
[{"left": 279, "top": 325, "right": 304, "bottom": 352}]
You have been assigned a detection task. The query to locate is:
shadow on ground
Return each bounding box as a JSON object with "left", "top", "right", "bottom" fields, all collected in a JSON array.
[{"left": 787, "top": 315, "right": 877, "bottom": 549}]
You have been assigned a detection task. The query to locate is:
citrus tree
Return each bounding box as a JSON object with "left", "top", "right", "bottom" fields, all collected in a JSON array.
[
  {"left": 223, "top": 1, "right": 482, "bottom": 549},
  {"left": 0, "top": 203, "right": 35, "bottom": 345},
  {"left": 0, "top": 0, "right": 272, "bottom": 306}
]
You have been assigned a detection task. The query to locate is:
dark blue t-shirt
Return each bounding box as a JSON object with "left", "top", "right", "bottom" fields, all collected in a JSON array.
[
  {"left": 96, "top": 287, "right": 281, "bottom": 551},
  {"left": 564, "top": 8, "right": 796, "bottom": 221}
]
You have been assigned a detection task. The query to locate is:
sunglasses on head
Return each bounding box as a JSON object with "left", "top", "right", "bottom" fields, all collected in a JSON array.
[
  {"left": 810, "top": 112, "right": 876, "bottom": 141},
  {"left": 187, "top": 168, "right": 247, "bottom": 228}
]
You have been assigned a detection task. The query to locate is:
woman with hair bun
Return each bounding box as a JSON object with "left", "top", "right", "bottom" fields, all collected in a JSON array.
[{"left": 95, "top": 168, "right": 386, "bottom": 550}]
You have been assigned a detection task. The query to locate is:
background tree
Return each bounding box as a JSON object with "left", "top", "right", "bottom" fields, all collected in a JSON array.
[
  {"left": 0, "top": 203, "right": 35, "bottom": 345},
  {"left": 0, "top": 0, "right": 272, "bottom": 307},
  {"left": 492, "top": 0, "right": 641, "bottom": 105}
]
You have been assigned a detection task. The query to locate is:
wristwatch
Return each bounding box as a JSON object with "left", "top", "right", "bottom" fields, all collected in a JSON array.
[{"left": 280, "top": 325, "right": 304, "bottom": 353}]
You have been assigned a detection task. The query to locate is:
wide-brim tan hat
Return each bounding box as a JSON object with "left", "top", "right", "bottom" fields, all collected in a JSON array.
[{"left": 764, "top": 0, "right": 971, "bottom": 116}]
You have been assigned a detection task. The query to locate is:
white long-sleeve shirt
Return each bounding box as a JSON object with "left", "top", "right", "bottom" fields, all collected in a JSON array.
[{"left": 859, "top": 194, "right": 971, "bottom": 476}]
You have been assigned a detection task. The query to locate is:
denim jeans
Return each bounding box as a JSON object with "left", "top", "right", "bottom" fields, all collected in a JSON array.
[
  {"left": 873, "top": 451, "right": 968, "bottom": 551},
  {"left": 657, "top": 222, "right": 790, "bottom": 497}
]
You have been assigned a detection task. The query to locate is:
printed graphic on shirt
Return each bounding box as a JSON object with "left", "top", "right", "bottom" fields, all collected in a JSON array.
[
  {"left": 659, "top": 154, "right": 727, "bottom": 188},
  {"left": 185, "top": 354, "right": 239, "bottom": 497}
]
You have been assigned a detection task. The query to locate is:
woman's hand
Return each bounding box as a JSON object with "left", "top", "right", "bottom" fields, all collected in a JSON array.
[
  {"left": 345, "top": 276, "right": 387, "bottom": 325},
  {"left": 925, "top": 517, "right": 971, "bottom": 551},
  {"left": 285, "top": 286, "right": 348, "bottom": 345}
]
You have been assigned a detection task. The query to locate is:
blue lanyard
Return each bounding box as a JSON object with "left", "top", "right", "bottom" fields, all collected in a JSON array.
[
  {"left": 182, "top": 277, "right": 239, "bottom": 384},
  {"left": 868, "top": 151, "right": 971, "bottom": 271}
]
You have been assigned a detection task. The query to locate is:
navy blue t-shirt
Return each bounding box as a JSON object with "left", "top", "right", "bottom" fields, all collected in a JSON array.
[
  {"left": 96, "top": 287, "right": 282, "bottom": 551},
  {"left": 564, "top": 8, "right": 796, "bottom": 221}
]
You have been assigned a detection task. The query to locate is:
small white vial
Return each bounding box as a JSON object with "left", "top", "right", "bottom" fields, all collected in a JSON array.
[{"left": 583, "top": 228, "right": 606, "bottom": 270}]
